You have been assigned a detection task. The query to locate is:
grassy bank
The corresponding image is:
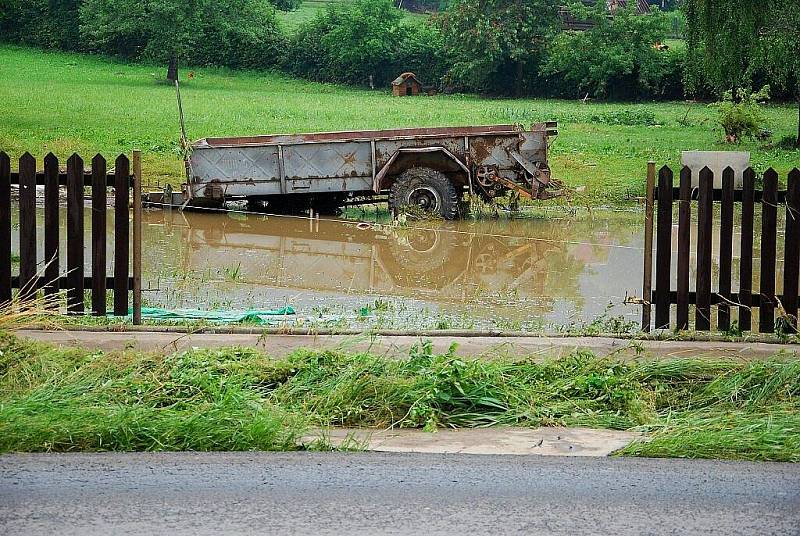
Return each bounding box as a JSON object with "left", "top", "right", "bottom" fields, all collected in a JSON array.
[
  {"left": 1, "top": 45, "right": 798, "bottom": 204},
  {"left": 1, "top": 332, "right": 797, "bottom": 461}
]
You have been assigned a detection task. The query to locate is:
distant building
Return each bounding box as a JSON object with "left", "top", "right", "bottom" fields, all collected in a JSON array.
[
  {"left": 561, "top": 0, "right": 651, "bottom": 31},
  {"left": 392, "top": 72, "right": 423, "bottom": 97}
]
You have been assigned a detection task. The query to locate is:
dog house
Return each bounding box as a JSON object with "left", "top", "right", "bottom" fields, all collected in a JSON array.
[{"left": 391, "top": 72, "right": 422, "bottom": 96}]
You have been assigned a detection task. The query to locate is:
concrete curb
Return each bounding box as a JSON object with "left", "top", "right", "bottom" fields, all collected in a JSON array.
[
  {"left": 299, "top": 427, "right": 643, "bottom": 457},
  {"left": 20, "top": 323, "right": 800, "bottom": 346},
  {"left": 14, "top": 329, "right": 800, "bottom": 359}
]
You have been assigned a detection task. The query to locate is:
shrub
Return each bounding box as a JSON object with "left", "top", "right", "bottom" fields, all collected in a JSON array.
[
  {"left": 715, "top": 86, "right": 771, "bottom": 143},
  {"left": 0, "top": 0, "right": 82, "bottom": 50},
  {"left": 78, "top": 0, "right": 285, "bottom": 69},
  {"left": 283, "top": 0, "right": 446, "bottom": 87}
]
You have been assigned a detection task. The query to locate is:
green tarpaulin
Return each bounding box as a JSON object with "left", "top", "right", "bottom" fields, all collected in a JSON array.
[{"left": 130, "top": 306, "right": 295, "bottom": 324}]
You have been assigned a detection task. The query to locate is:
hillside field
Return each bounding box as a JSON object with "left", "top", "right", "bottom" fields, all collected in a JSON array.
[{"left": 0, "top": 45, "right": 798, "bottom": 204}]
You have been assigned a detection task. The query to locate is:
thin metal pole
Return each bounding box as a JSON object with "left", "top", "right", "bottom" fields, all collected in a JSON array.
[
  {"left": 175, "top": 80, "right": 188, "bottom": 148},
  {"left": 132, "top": 150, "right": 143, "bottom": 325},
  {"left": 642, "top": 161, "right": 656, "bottom": 332}
]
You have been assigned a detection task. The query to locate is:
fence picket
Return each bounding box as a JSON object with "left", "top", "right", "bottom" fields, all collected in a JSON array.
[
  {"left": 0, "top": 152, "right": 10, "bottom": 303},
  {"left": 676, "top": 166, "right": 691, "bottom": 330},
  {"left": 695, "top": 167, "right": 713, "bottom": 330},
  {"left": 18, "top": 153, "right": 37, "bottom": 299},
  {"left": 655, "top": 166, "right": 673, "bottom": 329},
  {"left": 66, "top": 153, "right": 85, "bottom": 313},
  {"left": 783, "top": 168, "right": 800, "bottom": 332},
  {"left": 44, "top": 153, "right": 60, "bottom": 297},
  {"left": 3, "top": 150, "right": 138, "bottom": 319},
  {"left": 739, "top": 168, "right": 755, "bottom": 332},
  {"left": 759, "top": 169, "right": 778, "bottom": 333},
  {"left": 91, "top": 154, "right": 107, "bottom": 316},
  {"left": 114, "top": 155, "right": 130, "bottom": 316},
  {"left": 718, "top": 167, "right": 734, "bottom": 331}
]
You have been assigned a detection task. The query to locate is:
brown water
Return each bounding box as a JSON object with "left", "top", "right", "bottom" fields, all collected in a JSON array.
[{"left": 10, "top": 206, "right": 788, "bottom": 331}]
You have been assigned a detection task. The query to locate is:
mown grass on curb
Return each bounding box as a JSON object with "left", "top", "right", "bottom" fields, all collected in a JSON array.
[{"left": 0, "top": 333, "right": 798, "bottom": 461}]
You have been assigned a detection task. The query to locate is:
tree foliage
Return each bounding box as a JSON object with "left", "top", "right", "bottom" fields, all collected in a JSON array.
[
  {"left": 0, "top": 0, "right": 82, "bottom": 49},
  {"left": 78, "top": 0, "right": 285, "bottom": 68},
  {"left": 684, "top": 0, "right": 799, "bottom": 95},
  {"left": 283, "top": 0, "right": 446, "bottom": 87},
  {"left": 543, "top": 2, "right": 675, "bottom": 99},
  {"left": 685, "top": 0, "right": 799, "bottom": 143},
  {"left": 438, "top": 0, "right": 561, "bottom": 95}
]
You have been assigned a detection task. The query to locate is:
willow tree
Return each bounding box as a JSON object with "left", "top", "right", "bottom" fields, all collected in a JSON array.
[{"left": 685, "top": 0, "right": 800, "bottom": 145}]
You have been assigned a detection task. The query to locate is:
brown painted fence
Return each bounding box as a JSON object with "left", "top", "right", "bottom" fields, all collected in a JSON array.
[
  {"left": 642, "top": 163, "right": 800, "bottom": 334},
  {"left": 0, "top": 151, "right": 142, "bottom": 322}
]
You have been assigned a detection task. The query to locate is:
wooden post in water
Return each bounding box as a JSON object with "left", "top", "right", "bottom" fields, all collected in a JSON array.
[
  {"left": 655, "top": 166, "right": 673, "bottom": 329},
  {"left": 18, "top": 153, "right": 37, "bottom": 299},
  {"left": 695, "top": 167, "right": 713, "bottom": 331},
  {"left": 0, "top": 152, "right": 11, "bottom": 304},
  {"left": 782, "top": 168, "right": 800, "bottom": 332},
  {"left": 114, "top": 155, "right": 130, "bottom": 316},
  {"left": 642, "top": 161, "right": 655, "bottom": 332},
  {"left": 43, "top": 153, "right": 60, "bottom": 298},
  {"left": 676, "top": 166, "right": 691, "bottom": 330},
  {"left": 718, "top": 167, "right": 734, "bottom": 332},
  {"left": 132, "top": 150, "right": 142, "bottom": 325},
  {"left": 739, "top": 168, "right": 755, "bottom": 331},
  {"left": 759, "top": 169, "right": 778, "bottom": 333},
  {"left": 91, "top": 154, "right": 107, "bottom": 316},
  {"left": 66, "top": 153, "right": 85, "bottom": 314}
]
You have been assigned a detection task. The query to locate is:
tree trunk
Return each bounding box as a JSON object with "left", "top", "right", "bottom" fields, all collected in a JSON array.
[
  {"left": 515, "top": 60, "right": 524, "bottom": 97},
  {"left": 167, "top": 54, "right": 178, "bottom": 82},
  {"left": 796, "top": 98, "right": 800, "bottom": 148}
]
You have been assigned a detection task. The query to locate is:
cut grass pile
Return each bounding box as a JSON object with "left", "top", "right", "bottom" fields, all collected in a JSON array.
[
  {"left": 0, "top": 45, "right": 797, "bottom": 204},
  {"left": 1, "top": 333, "right": 798, "bottom": 461}
]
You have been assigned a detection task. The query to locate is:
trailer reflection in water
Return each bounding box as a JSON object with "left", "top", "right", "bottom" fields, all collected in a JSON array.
[{"left": 140, "top": 210, "right": 645, "bottom": 329}]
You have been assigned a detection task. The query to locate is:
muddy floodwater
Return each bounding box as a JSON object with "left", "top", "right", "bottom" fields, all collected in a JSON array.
[{"left": 10, "top": 206, "right": 787, "bottom": 331}]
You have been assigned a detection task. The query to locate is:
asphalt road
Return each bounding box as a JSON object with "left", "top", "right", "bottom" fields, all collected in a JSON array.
[{"left": 1, "top": 452, "right": 798, "bottom": 535}]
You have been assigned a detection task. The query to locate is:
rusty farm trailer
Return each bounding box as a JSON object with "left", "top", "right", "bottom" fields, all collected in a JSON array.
[{"left": 183, "top": 123, "right": 558, "bottom": 219}]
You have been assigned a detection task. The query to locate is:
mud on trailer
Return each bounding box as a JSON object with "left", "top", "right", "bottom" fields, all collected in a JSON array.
[{"left": 179, "top": 123, "right": 558, "bottom": 219}]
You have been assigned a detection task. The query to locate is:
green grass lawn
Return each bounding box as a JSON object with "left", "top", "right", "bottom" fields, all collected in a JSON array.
[
  {"left": 0, "top": 45, "right": 797, "bottom": 204},
  {"left": 1, "top": 331, "right": 798, "bottom": 461},
  {"left": 276, "top": 0, "right": 429, "bottom": 31}
]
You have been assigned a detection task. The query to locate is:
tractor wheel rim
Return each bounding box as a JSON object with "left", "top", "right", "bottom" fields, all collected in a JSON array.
[{"left": 409, "top": 187, "right": 439, "bottom": 211}]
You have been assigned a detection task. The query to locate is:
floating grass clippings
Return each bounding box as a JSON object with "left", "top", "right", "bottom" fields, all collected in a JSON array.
[{"left": 0, "top": 333, "right": 798, "bottom": 461}]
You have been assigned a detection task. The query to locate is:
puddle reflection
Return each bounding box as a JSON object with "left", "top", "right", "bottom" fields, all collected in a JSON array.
[{"left": 141, "top": 210, "right": 645, "bottom": 328}]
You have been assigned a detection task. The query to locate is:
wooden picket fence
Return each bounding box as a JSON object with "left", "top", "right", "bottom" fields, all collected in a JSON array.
[
  {"left": 0, "top": 151, "right": 143, "bottom": 322},
  {"left": 642, "top": 163, "right": 800, "bottom": 334}
]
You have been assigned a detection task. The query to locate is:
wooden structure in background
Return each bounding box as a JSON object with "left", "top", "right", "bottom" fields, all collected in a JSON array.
[
  {"left": 0, "top": 151, "right": 142, "bottom": 323},
  {"left": 642, "top": 165, "right": 800, "bottom": 334},
  {"left": 391, "top": 72, "right": 422, "bottom": 97}
]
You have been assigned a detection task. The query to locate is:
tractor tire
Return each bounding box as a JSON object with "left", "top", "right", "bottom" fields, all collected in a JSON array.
[{"left": 389, "top": 167, "right": 460, "bottom": 220}]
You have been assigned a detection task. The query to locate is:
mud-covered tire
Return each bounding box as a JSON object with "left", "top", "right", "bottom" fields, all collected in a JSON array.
[{"left": 389, "top": 167, "right": 460, "bottom": 220}]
